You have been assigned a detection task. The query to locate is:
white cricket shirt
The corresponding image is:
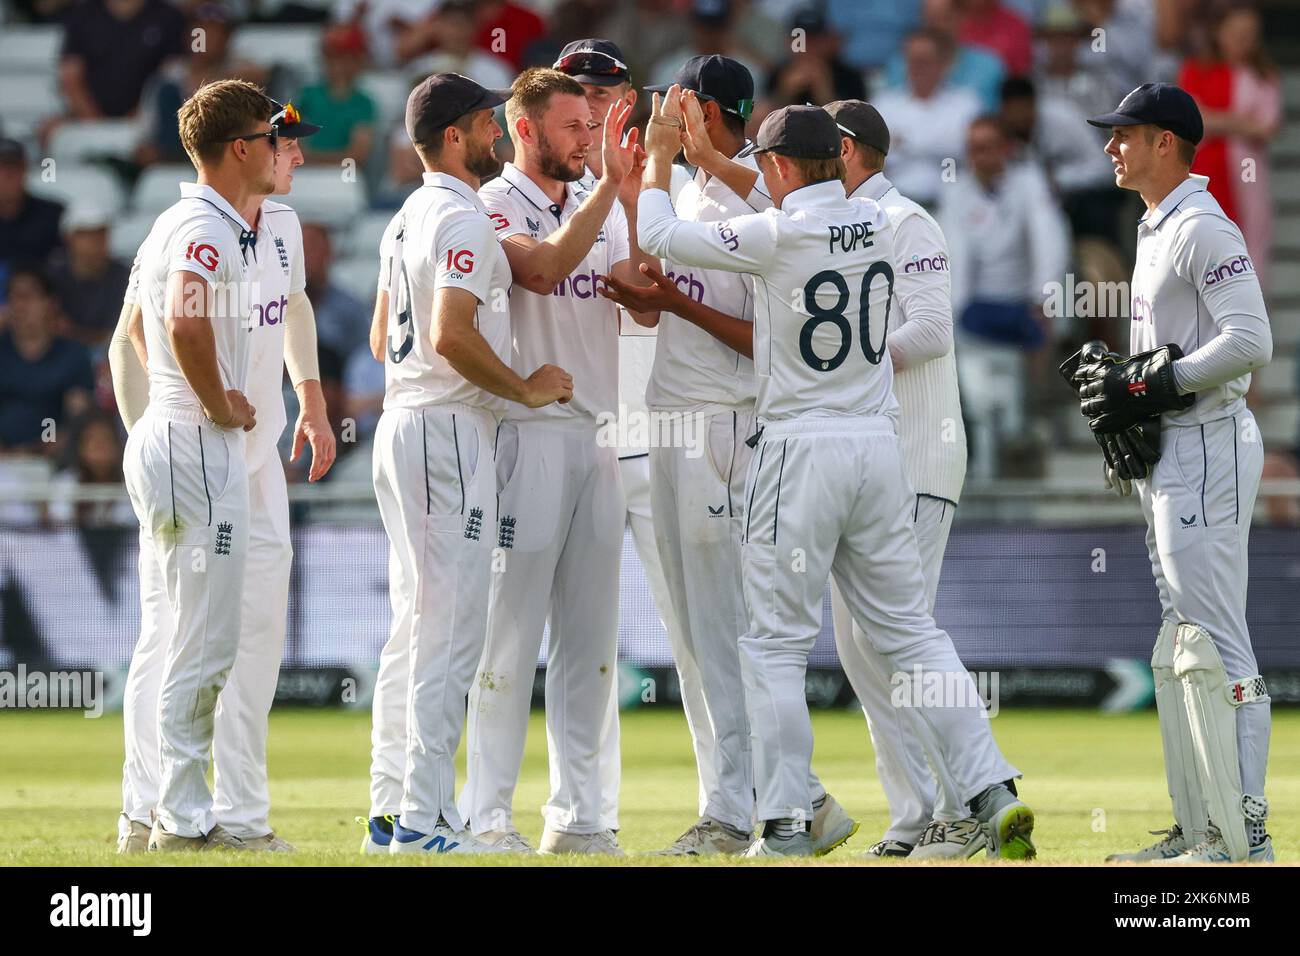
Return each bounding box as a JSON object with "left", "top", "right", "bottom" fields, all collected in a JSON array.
[
  {"left": 480, "top": 163, "right": 630, "bottom": 425},
  {"left": 1131, "top": 175, "right": 1272, "bottom": 428},
  {"left": 646, "top": 148, "right": 771, "bottom": 414},
  {"left": 378, "top": 172, "right": 513, "bottom": 413},
  {"left": 639, "top": 179, "right": 899, "bottom": 424}
]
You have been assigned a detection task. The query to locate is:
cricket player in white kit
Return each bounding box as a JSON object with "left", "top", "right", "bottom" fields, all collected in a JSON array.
[
  {"left": 458, "top": 68, "right": 659, "bottom": 855},
  {"left": 638, "top": 97, "right": 1035, "bottom": 858},
  {"left": 110, "top": 96, "right": 335, "bottom": 852},
  {"left": 114, "top": 81, "right": 266, "bottom": 849},
  {"left": 601, "top": 59, "right": 856, "bottom": 856},
  {"left": 1073, "top": 84, "right": 1274, "bottom": 864},
  {"left": 363, "top": 73, "right": 574, "bottom": 855}
]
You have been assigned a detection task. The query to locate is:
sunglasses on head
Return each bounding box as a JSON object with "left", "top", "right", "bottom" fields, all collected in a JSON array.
[{"left": 554, "top": 50, "right": 629, "bottom": 78}]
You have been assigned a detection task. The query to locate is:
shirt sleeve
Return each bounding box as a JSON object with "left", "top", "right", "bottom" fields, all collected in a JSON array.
[
  {"left": 122, "top": 247, "right": 143, "bottom": 306},
  {"left": 886, "top": 213, "right": 954, "bottom": 371},
  {"left": 167, "top": 218, "right": 234, "bottom": 286},
  {"left": 286, "top": 213, "right": 306, "bottom": 295},
  {"left": 433, "top": 211, "right": 503, "bottom": 306},
  {"left": 605, "top": 199, "right": 630, "bottom": 268},
  {"left": 1169, "top": 214, "right": 1273, "bottom": 392},
  {"left": 637, "top": 188, "right": 779, "bottom": 275},
  {"left": 480, "top": 188, "right": 530, "bottom": 243}
]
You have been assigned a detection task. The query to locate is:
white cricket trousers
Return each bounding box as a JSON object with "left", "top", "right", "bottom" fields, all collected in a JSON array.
[
  {"left": 1137, "top": 412, "right": 1269, "bottom": 801},
  {"left": 829, "top": 495, "right": 990, "bottom": 844},
  {"left": 121, "top": 453, "right": 291, "bottom": 840},
  {"left": 740, "top": 416, "right": 1018, "bottom": 823},
  {"left": 371, "top": 403, "right": 498, "bottom": 834},
  {"left": 461, "top": 420, "right": 623, "bottom": 835},
  {"left": 122, "top": 405, "right": 249, "bottom": 838}
]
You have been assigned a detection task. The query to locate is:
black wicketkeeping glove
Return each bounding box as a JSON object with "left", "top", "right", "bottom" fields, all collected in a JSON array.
[{"left": 1073, "top": 343, "right": 1194, "bottom": 434}]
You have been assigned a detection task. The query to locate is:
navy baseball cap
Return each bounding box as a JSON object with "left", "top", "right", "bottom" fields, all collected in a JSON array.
[
  {"left": 646, "top": 54, "right": 755, "bottom": 121},
  {"left": 738, "top": 104, "right": 841, "bottom": 160},
  {"left": 825, "top": 100, "right": 889, "bottom": 155},
  {"left": 554, "top": 39, "right": 630, "bottom": 86},
  {"left": 269, "top": 99, "right": 321, "bottom": 139},
  {"left": 1088, "top": 82, "right": 1204, "bottom": 146},
  {"left": 406, "top": 73, "right": 508, "bottom": 147}
]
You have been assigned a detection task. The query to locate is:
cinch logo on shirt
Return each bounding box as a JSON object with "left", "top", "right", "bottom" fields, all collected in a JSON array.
[
  {"left": 250, "top": 294, "right": 288, "bottom": 326},
  {"left": 903, "top": 252, "right": 948, "bottom": 273},
  {"left": 185, "top": 242, "right": 220, "bottom": 271},
  {"left": 1204, "top": 255, "right": 1254, "bottom": 286},
  {"left": 715, "top": 222, "right": 739, "bottom": 252},
  {"left": 663, "top": 268, "right": 706, "bottom": 304},
  {"left": 552, "top": 270, "right": 605, "bottom": 299},
  {"left": 1131, "top": 293, "right": 1154, "bottom": 324}
]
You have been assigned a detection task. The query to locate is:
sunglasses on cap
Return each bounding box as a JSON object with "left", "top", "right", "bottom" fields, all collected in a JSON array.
[
  {"left": 270, "top": 101, "right": 301, "bottom": 128},
  {"left": 554, "top": 50, "right": 629, "bottom": 78}
]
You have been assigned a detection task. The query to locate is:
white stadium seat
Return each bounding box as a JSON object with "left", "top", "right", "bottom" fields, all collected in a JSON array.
[
  {"left": 357, "top": 71, "right": 412, "bottom": 130},
  {"left": 108, "top": 211, "right": 157, "bottom": 262},
  {"left": 231, "top": 24, "right": 323, "bottom": 75},
  {"left": 131, "top": 164, "right": 194, "bottom": 214},
  {"left": 26, "top": 164, "right": 125, "bottom": 217},
  {"left": 275, "top": 166, "right": 367, "bottom": 227},
  {"left": 0, "top": 74, "right": 63, "bottom": 140},
  {"left": 340, "top": 210, "right": 397, "bottom": 261},
  {"left": 49, "top": 120, "right": 139, "bottom": 164},
  {"left": 331, "top": 256, "right": 380, "bottom": 305},
  {"left": 0, "top": 26, "right": 62, "bottom": 75}
]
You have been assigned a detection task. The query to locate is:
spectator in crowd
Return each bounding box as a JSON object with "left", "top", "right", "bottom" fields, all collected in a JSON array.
[
  {"left": 763, "top": 5, "right": 866, "bottom": 111},
  {"left": 301, "top": 223, "right": 368, "bottom": 357},
  {"left": 48, "top": 410, "right": 134, "bottom": 527},
  {"left": 826, "top": 0, "right": 922, "bottom": 70},
  {"left": 332, "top": 0, "right": 432, "bottom": 70},
  {"left": 1071, "top": 0, "right": 1180, "bottom": 105},
  {"left": 523, "top": 0, "right": 616, "bottom": 69},
  {"left": 406, "top": 0, "right": 516, "bottom": 90},
  {"left": 998, "top": 75, "right": 1118, "bottom": 237},
  {"left": 46, "top": 206, "right": 131, "bottom": 348},
  {"left": 872, "top": 29, "right": 983, "bottom": 207},
  {"left": 475, "top": 0, "right": 549, "bottom": 71},
  {"left": 884, "top": 0, "right": 1006, "bottom": 111},
  {"left": 59, "top": 0, "right": 187, "bottom": 119},
  {"left": 297, "top": 24, "right": 377, "bottom": 168},
  {"left": 938, "top": 116, "right": 1069, "bottom": 478},
  {"left": 0, "top": 140, "right": 64, "bottom": 280},
  {"left": 1180, "top": 4, "right": 1282, "bottom": 292},
  {"left": 1034, "top": 2, "right": 1113, "bottom": 119},
  {"left": 599, "top": 0, "right": 687, "bottom": 84},
  {"left": 342, "top": 343, "right": 385, "bottom": 441},
  {"left": 649, "top": 0, "right": 766, "bottom": 89},
  {"left": 957, "top": 0, "right": 1033, "bottom": 75},
  {"left": 135, "top": 2, "right": 270, "bottom": 166},
  {"left": 0, "top": 267, "right": 94, "bottom": 455}
]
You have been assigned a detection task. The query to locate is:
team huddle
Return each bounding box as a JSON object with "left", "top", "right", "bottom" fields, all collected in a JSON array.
[{"left": 107, "top": 37, "right": 1274, "bottom": 862}]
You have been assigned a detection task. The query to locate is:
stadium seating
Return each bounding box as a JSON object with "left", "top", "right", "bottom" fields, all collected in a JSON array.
[
  {"left": 25, "top": 163, "right": 125, "bottom": 217},
  {"left": 0, "top": 25, "right": 61, "bottom": 75},
  {"left": 277, "top": 166, "right": 367, "bottom": 226},
  {"left": 231, "top": 24, "right": 323, "bottom": 76},
  {"left": 0, "top": 73, "right": 62, "bottom": 140},
  {"left": 131, "top": 164, "right": 197, "bottom": 215},
  {"left": 331, "top": 255, "right": 380, "bottom": 305},
  {"left": 108, "top": 211, "right": 157, "bottom": 262},
  {"left": 49, "top": 120, "right": 138, "bottom": 164}
]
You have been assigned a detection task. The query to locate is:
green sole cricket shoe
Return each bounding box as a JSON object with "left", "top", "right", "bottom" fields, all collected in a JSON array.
[
  {"left": 811, "top": 793, "right": 859, "bottom": 856},
  {"left": 990, "top": 801, "right": 1036, "bottom": 860}
]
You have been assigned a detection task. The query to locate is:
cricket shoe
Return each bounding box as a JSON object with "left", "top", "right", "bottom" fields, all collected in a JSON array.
[
  {"left": 860, "top": 839, "right": 913, "bottom": 859},
  {"left": 389, "top": 818, "right": 503, "bottom": 855},
  {"left": 358, "top": 814, "right": 395, "bottom": 855},
  {"left": 147, "top": 820, "right": 205, "bottom": 852},
  {"left": 538, "top": 827, "right": 625, "bottom": 856},
  {"left": 984, "top": 800, "right": 1036, "bottom": 860},
  {"left": 650, "top": 817, "right": 753, "bottom": 856},
  {"left": 909, "top": 817, "right": 990, "bottom": 860},
  {"left": 202, "top": 825, "right": 252, "bottom": 851},
  {"left": 117, "top": 815, "right": 151, "bottom": 855},
  {"left": 475, "top": 827, "right": 535, "bottom": 854},
  {"left": 1104, "top": 825, "right": 1188, "bottom": 862},
  {"left": 1154, "top": 830, "right": 1274, "bottom": 865},
  {"left": 239, "top": 831, "right": 296, "bottom": 852},
  {"left": 744, "top": 828, "right": 815, "bottom": 858},
  {"left": 811, "top": 793, "right": 859, "bottom": 855}
]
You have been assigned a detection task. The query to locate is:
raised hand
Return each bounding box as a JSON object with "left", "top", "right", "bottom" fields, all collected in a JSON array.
[
  {"left": 600, "top": 99, "right": 638, "bottom": 185},
  {"left": 680, "top": 90, "right": 716, "bottom": 168},
  {"left": 644, "top": 83, "right": 684, "bottom": 160}
]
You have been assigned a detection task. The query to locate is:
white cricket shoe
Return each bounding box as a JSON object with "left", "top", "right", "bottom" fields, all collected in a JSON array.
[
  {"left": 357, "top": 815, "right": 395, "bottom": 855},
  {"left": 240, "top": 831, "right": 296, "bottom": 852},
  {"left": 389, "top": 819, "right": 504, "bottom": 855},
  {"left": 744, "top": 831, "right": 815, "bottom": 858},
  {"left": 909, "top": 817, "right": 990, "bottom": 860},
  {"left": 860, "top": 839, "right": 913, "bottom": 859},
  {"left": 985, "top": 800, "right": 1036, "bottom": 860},
  {"left": 538, "top": 827, "right": 625, "bottom": 856},
  {"left": 117, "top": 816, "right": 151, "bottom": 855},
  {"left": 811, "top": 793, "right": 858, "bottom": 855},
  {"left": 203, "top": 825, "right": 252, "bottom": 851},
  {"left": 651, "top": 817, "right": 753, "bottom": 856},
  {"left": 476, "top": 827, "right": 536, "bottom": 854},
  {"left": 1105, "top": 825, "right": 1188, "bottom": 862},
  {"left": 147, "top": 820, "right": 205, "bottom": 852},
  {"left": 1155, "top": 830, "right": 1274, "bottom": 865}
]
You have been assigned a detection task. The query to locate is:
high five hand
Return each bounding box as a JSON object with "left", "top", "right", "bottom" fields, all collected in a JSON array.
[{"left": 600, "top": 99, "right": 639, "bottom": 185}]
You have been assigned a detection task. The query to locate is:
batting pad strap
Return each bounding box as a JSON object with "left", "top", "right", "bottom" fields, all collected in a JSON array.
[{"left": 1228, "top": 675, "right": 1268, "bottom": 706}]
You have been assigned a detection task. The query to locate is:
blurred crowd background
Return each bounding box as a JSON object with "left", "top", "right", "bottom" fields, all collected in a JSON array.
[{"left": 1, "top": 0, "right": 1297, "bottom": 528}]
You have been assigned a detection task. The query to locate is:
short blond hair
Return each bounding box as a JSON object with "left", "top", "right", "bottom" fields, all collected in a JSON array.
[
  {"left": 178, "top": 80, "right": 275, "bottom": 168},
  {"left": 505, "top": 68, "right": 586, "bottom": 140}
]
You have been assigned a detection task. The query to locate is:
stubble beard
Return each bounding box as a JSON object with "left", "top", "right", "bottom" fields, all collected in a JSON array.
[{"left": 536, "top": 129, "right": 585, "bottom": 183}]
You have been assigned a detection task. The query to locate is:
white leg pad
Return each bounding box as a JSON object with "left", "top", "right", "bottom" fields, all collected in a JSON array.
[
  {"left": 1173, "top": 622, "right": 1268, "bottom": 862},
  {"left": 1151, "top": 618, "right": 1208, "bottom": 844}
]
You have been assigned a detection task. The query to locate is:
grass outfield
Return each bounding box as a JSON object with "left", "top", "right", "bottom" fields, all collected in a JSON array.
[{"left": 1, "top": 707, "right": 1295, "bottom": 866}]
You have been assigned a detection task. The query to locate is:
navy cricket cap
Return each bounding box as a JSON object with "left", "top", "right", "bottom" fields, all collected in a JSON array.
[
  {"left": 824, "top": 100, "right": 889, "bottom": 155},
  {"left": 738, "top": 104, "right": 841, "bottom": 160},
  {"left": 554, "top": 39, "right": 630, "bottom": 86},
  {"left": 646, "top": 54, "right": 755, "bottom": 121},
  {"left": 268, "top": 99, "right": 321, "bottom": 139},
  {"left": 405, "top": 73, "right": 508, "bottom": 147},
  {"left": 1088, "top": 82, "right": 1204, "bottom": 146}
]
